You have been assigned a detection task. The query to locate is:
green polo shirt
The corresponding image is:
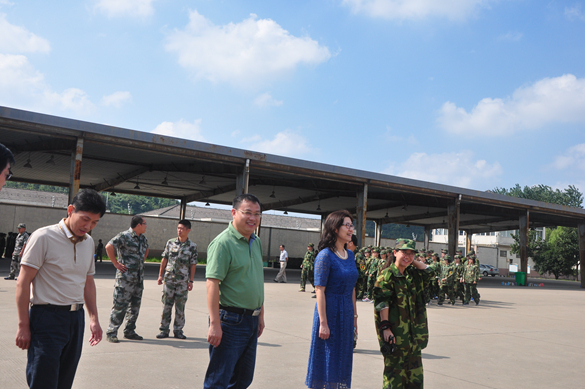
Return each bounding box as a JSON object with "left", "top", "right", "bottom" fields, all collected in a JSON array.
[{"left": 206, "top": 222, "right": 264, "bottom": 310}]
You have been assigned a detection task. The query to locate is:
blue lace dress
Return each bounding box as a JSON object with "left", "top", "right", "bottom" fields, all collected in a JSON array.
[{"left": 306, "top": 248, "right": 359, "bottom": 389}]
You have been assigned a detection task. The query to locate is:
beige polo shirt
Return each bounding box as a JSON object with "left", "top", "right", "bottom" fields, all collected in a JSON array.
[{"left": 21, "top": 219, "right": 95, "bottom": 305}]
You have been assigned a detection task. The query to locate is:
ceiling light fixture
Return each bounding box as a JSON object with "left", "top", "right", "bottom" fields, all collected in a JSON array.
[
  {"left": 199, "top": 176, "right": 207, "bottom": 185},
  {"left": 24, "top": 153, "right": 32, "bottom": 168},
  {"left": 269, "top": 187, "right": 276, "bottom": 198},
  {"left": 316, "top": 198, "right": 321, "bottom": 211},
  {"left": 46, "top": 155, "right": 56, "bottom": 165},
  {"left": 284, "top": 210, "right": 288, "bottom": 215},
  {"left": 205, "top": 202, "right": 210, "bottom": 206},
  {"left": 162, "top": 173, "right": 168, "bottom": 186},
  {"left": 134, "top": 177, "right": 140, "bottom": 190}
]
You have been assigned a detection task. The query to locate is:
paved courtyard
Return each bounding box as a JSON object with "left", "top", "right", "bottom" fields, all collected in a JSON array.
[{"left": 1, "top": 259, "right": 584, "bottom": 389}]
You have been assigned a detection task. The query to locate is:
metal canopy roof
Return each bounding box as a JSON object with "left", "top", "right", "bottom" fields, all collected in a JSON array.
[{"left": 2, "top": 105, "right": 584, "bottom": 233}]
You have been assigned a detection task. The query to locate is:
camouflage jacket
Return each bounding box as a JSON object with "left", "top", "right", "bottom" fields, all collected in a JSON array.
[
  {"left": 13, "top": 231, "right": 30, "bottom": 257},
  {"left": 452, "top": 263, "right": 465, "bottom": 281},
  {"left": 302, "top": 250, "right": 315, "bottom": 269},
  {"left": 109, "top": 228, "right": 149, "bottom": 272},
  {"left": 368, "top": 257, "right": 379, "bottom": 276},
  {"left": 355, "top": 253, "right": 367, "bottom": 276},
  {"left": 462, "top": 264, "right": 480, "bottom": 283},
  {"left": 439, "top": 263, "right": 455, "bottom": 286},
  {"left": 162, "top": 237, "right": 198, "bottom": 282},
  {"left": 373, "top": 263, "right": 435, "bottom": 357}
]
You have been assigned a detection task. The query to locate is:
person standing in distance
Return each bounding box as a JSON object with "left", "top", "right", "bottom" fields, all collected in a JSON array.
[
  {"left": 204, "top": 194, "right": 265, "bottom": 389},
  {"left": 6, "top": 223, "right": 29, "bottom": 280},
  {"left": 15, "top": 189, "right": 106, "bottom": 389},
  {"left": 105, "top": 215, "right": 149, "bottom": 343},
  {"left": 156, "top": 219, "right": 198, "bottom": 340},
  {"left": 0, "top": 142, "right": 15, "bottom": 191},
  {"left": 274, "top": 244, "right": 288, "bottom": 283}
]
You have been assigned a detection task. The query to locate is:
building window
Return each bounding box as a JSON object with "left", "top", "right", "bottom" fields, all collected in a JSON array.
[{"left": 500, "top": 250, "right": 507, "bottom": 257}]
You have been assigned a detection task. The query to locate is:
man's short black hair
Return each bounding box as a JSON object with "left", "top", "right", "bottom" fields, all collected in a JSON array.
[
  {"left": 233, "top": 193, "right": 261, "bottom": 210},
  {"left": 280, "top": 244, "right": 285, "bottom": 249},
  {"left": 71, "top": 189, "right": 106, "bottom": 217},
  {"left": 0, "top": 143, "right": 15, "bottom": 172},
  {"left": 131, "top": 215, "right": 144, "bottom": 228},
  {"left": 178, "top": 219, "right": 191, "bottom": 229},
  {"left": 351, "top": 234, "right": 358, "bottom": 247}
]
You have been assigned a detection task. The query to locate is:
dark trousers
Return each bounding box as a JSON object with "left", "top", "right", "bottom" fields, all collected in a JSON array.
[
  {"left": 204, "top": 309, "right": 259, "bottom": 389},
  {"left": 27, "top": 306, "right": 85, "bottom": 389}
]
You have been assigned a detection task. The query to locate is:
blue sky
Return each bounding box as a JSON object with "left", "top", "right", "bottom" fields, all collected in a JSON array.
[{"left": 1, "top": 0, "right": 585, "bottom": 193}]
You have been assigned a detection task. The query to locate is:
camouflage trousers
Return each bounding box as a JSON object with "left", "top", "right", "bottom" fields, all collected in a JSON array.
[
  {"left": 453, "top": 281, "right": 465, "bottom": 302},
  {"left": 355, "top": 275, "right": 367, "bottom": 299},
  {"left": 300, "top": 267, "right": 314, "bottom": 290},
  {"left": 464, "top": 283, "right": 480, "bottom": 304},
  {"left": 383, "top": 349, "right": 424, "bottom": 389},
  {"left": 437, "top": 283, "right": 454, "bottom": 305},
  {"left": 160, "top": 279, "right": 189, "bottom": 333},
  {"left": 365, "top": 272, "right": 377, "bottom": 299},
  {"left": 8, "top": 254, "right": 20, "bottom": 278},
  {"left": 107, "top": 273, "right": 144, "bottom": 336}
]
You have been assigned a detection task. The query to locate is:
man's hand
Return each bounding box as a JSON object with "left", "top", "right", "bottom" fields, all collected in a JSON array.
[
  {"left": 187, "top": 282, "right": 193, "bottom": 292},
  {"left": 157, "top": 276, "right": 163, "bottom": 285},
  {"left": 15, "top": 325, "right": 31, "bottom": 350},
  {"left": 88, "top": 320, "right": 102, "bottom": 346},
  {"left": 207, "top": 322, "right": 223, "bottom": 347},
  {"left": 114, "top": 261, "right": 127, "bottom": 273}
]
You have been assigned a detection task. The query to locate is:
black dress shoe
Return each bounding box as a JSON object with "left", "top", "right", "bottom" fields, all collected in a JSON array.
[
  {"left": 156, "top": 332, "right": 169, "bottom": 339},
  {"left": 174, "top": 332, "right": 187, "bottom": 340},
  {"left": 124, "top": 333, "right": 143, "bottom": 340}
]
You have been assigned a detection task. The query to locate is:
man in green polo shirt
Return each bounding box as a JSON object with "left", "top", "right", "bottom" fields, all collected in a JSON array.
[{"left": 204, "top": 193, "right": 265, "bottom": 389}]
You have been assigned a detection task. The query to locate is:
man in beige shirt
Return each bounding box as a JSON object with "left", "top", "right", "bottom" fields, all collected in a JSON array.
[{"left": 15, "top": 189, "right": 106, "bottom": 389}]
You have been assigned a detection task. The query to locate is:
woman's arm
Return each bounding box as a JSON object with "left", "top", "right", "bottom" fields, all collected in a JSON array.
[{"left": 315, "top": 286, "right": 329, "bottom": 339}]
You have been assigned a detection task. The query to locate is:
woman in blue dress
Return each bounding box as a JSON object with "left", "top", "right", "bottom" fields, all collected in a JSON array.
[{"left": 306, "top": 210, "right": 359, "bottom": 389}]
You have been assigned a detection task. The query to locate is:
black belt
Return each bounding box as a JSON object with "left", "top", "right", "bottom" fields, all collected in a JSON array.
[
  {"left": 219, "top": 305, "right": 261, "bottom": 316},
  {"left": 31, "top": 303, "right": 84, "bottom": 311}
]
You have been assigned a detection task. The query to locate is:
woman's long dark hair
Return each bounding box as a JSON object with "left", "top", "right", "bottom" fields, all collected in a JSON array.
[{"left": 318, "top": 210, "right": 353, "bottom": 252}]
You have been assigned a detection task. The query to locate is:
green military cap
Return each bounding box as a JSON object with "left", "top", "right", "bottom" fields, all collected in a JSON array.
[
  {"left": 373, "top": 248, "right": 380, "bottom": 253},
  {"left": 380, "top": 250, "right": 387, "bottom": 255},
  {"left": 444, "top": 254, "right": 452, "bottom": 262},
  {"left": 359, "top": 248, "right": 365, "bottom": 252},
  {"left": 456, "top": 249, "right": 463, "bottom": 254},
  {"left": 368, "top": 245, "right": 373, "bottom": 248},
  {"left": 467, "top": 249, "right": 475, "bottom": 256},
  {"left": 441, "top": 249, "right": 448, "bottom": 254},
  {"left": 17, "top": 223, "right": 26, "bottom": 229},
  {"left": 432, "top": 253, "right": 439, "bottom": 258},
  {"left": 308, "top": 243, "right": 314, "bottom": 247},
  {"left": 428, "top": 249, "right": 434, "bottom": 254},
  {"left": 394, "top": 238, "right": 418, "bottom": 252},
  {"left": 364, "top": 248, "right": 371, "bottom": 253},
  {"left": 454, "top": 254, "right": 462, "bottom": 259}
]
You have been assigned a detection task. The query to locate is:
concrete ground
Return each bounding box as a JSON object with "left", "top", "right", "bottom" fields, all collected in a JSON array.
[{"left": 1, "top": 258, "right": 584, "bottom": 389}]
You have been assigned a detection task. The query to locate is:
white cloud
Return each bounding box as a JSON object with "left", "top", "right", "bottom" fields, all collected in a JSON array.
[
  {"left": 498, "top": 31, "right": 523, "bottom": 41},
  {"left": 165, "top": 10, "right": 331, "bottom": 86},
  {"left": 552, "top": 144, "right": 585, "bottom": 172},
  {"left": 152, "top": 119, "right": 205, "bottom": 142},
  {"left": 565, "top": 4, "right": 585, "bottom": 21},
  {"left": 384, "top": 126, "right": 418, "bottom": 145},
  {"left": 0, "top": 13, "right": 50, "bottom": 53},
  {"left": 341, "top": 0, "right": 494, "bottom": 21},
  {"left": 437, "top": 74, "right": 585, "bottom": 136},
  {"left": 0, "top": 53, "right": 94, "bottom": 113},
  {"left": 383, "top": 150, "right": 502, "bottom": 189},
  {"left": 101, "top": 91, "right": 132, "bottom": 107},
  {"left": 242, "top": 130, "right": 317, "bottom": 157},
  {"left": 254, "top": 92, "right": 283, "bottom": 107},
  {"left": 94, "top": 0, "right": 156, "bottom": 18}
]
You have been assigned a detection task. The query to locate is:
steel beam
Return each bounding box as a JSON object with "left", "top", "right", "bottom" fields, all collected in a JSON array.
[
  {"left": 236, "top": 159, "right": 250, "bottom": 196},
  {"left": 68, "top": 137, "right": 83, "bottom": 204},
  {"left": 179, "top": 198, "right": 187, "bottom": 220},
  {"left": 356, "top": 183, "right": 368, "bottom": 248},
  {"left": 447, "top": 197, "right": 460, "bottom": 257},
  {"left": 182, "top": 184, "right": 237, "bottom": 203},
  {"left": 465, "top": 230, "right": 472, "bottom": 254},
  {"left": 579, "top": 223, "right": 585, "bottom": 288},
  {"left": 424, "top": 226, "right": 430, "bottom": 251},
  {"left": 94, "top": 166, "right": 151, "bottom": 192},
  {"left": 519, "top": 211, "right": 529, "bottom": 274},
  {"left": 375, "top": 221, "right": 381, "bottom": 247}
]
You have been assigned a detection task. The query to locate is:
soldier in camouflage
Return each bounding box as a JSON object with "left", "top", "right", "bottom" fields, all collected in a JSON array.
[
  {"left": 452, "top": 255, "right": 465, "bottom": 303},
  {"left": 156, "top": 220, "right": 198, "bottom": 339},
  {"left": 462, "top": 256, "right": 481, "bottom": 305},
  {"left": 364, "top": 248, "right": 381, "bottom": 302},
  {"left": 355, "top": 248, "right": 367, "bottom": 300},
  {"left": 299, "top": 243, "right": 316, "bottom": 292},
  {"left": 5, "top": 223, "right": 29, "bottom": 280},
  {"left": 373, "top": 239, "right": 434, "bottom": 389},
  {"left": 437, "top": 255, "right": 455, "bottom": 306},
  {"left": 106, "top": 216, "right": 149, "bottom": 343}
]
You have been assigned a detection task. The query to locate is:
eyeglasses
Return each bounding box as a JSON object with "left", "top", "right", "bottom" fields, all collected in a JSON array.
[
  {"left": 5, "top": 169, "right": 12, "bottom": 180},
  {"left": 341, "top": 223, "right": 355, "bottom": 230},
  {"left": 236, "top": 209, "right": 262, "bottom": 218}
]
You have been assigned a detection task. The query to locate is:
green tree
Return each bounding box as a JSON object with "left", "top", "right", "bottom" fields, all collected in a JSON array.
[{"left": 492, "top": 184, "right": 583, "bottom": 207}]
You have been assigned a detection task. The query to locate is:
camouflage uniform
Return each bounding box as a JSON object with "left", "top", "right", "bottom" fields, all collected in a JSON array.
[
  {"left": 8, "top": 224, "right": 29, "bottom": 279},
  {"left": 365, "top": 250, "right": 381, "bottom": 300},
  {"left": 437, "top": 256, "right": 455, "bottom": 305},
  {"left": 373, "top": 246, "right": 434, "bottom": 389},
  {"left": 300, "top": 246, "right": 316, "bottom": 291},
  {"left": 452, "top": 256, "right": 465, "bottom": 303},
  {"left": 159, "top": 237, "right": 198, "bottom": 335},
  {"left": 463, "top": 260, "right": 481, "bottom": 305},
  {"left": 355, "top": 251, "right": 367, "bottom": 299},
  {"left": 106, "top": 228, "right": 149, "bottom": 337}
]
